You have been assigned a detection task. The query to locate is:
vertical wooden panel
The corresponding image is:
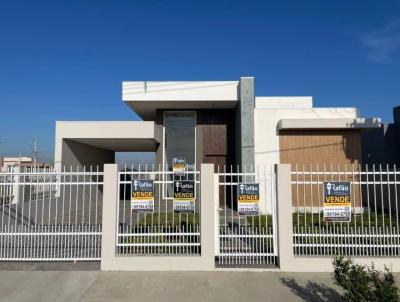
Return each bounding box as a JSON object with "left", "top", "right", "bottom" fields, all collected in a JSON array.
[
  {"left": 279, "top": 130, "right": 362, "bottom": 167},
  {"left": 280, "top": 130, "right": 362, "bottom": 208}
]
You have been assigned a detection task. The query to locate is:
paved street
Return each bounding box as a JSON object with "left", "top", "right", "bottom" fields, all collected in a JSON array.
[{"left": 0, "top": 264, "right": 344, "bottom": 302}]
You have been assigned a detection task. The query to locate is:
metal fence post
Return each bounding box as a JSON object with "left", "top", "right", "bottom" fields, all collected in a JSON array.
[
  {"left": 200, "top": 163, "right": 216, "bottom": 268},
  {"left": 101, "top": 164, "right": 119, "bottom": 270},
  {"left": 214, "top": 173, "right": 220, "bottom": 257},
  {"left": 12, "top": 167, "right": 20, "bottom": 204},
  {"left": 275, "top": 164, "right": 294, "bottom": 270}
]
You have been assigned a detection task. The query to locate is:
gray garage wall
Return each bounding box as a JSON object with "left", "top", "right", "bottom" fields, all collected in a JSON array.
[{"left": 61, "top": 139, "right": 115, "bottom": 171}]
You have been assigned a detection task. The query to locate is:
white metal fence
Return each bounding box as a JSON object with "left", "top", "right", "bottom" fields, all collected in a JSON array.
[
  {"left": 216, "top": 166, "right": 278, "bottom": 267},
  {"left": 0, "top": 167, "right": 58, "bottom": 205},
  {"left": 0, "top": 167, "right": 103, "bottom": 261},
  {"left": 292, "top": 164, "right": 400, "bottom": 256},
  {"left": 117, "top": 165, "right": 201, "bottom": 256}
]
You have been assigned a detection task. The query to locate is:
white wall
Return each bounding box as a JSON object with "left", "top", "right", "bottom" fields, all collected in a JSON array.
[
  {"left": 255, "top": 96, "right": 313, "bottom": 109},
  {"left": 123, "top": 81, "right": 239, "bottom": 101}
]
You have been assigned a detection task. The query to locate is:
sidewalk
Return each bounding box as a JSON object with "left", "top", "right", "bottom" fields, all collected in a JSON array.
[{"left": 0, "top": 268, "right": 343, "bottom": 302}]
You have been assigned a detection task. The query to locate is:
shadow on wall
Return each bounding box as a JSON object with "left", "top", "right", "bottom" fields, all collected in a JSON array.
[
  {"left": 280, "top": 277, "right": 342, "bottom": 302},
  {"left": 361, "top": 107, "right": 400, "bottom": 166},
  {"left": 362, "top": 125, "right": 400, "bottom": 165}
]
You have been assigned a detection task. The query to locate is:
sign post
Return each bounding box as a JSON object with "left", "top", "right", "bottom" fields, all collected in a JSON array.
[
  {"left": 237, "top": 183, "right": 260, "bottom": 216},
  {"left": 323, "top": 181, "right": 351, "bottom": 222}
]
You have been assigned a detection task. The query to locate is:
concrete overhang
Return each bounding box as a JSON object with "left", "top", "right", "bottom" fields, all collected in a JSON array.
[
  {"left": 55, "top": 121, "right": 161, "bottom": 152},
  {"left": 122, "top": 81, "right": 239, "bottom": 120},
  {"left": 278, "top": 118, "right": 382, "bottom": 130}
]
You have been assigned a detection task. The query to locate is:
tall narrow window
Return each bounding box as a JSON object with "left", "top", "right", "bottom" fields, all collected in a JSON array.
[{"left": 164, "top": 111, "right": 196, "bottom": 170}]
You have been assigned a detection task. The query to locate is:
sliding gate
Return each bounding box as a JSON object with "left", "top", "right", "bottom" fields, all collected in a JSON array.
[
  {"left": 0, "top": 167, "right": 103, "bottom": 261},
  {"left": 216, "top": 166, "right": 278, "bottom": 267}
]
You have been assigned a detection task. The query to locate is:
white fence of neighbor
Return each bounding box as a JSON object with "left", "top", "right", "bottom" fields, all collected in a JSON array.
[
  {"left": 0, "top": 166, "right": 103, "bottom": 261},
  {"left": 292, "top": 164, "right": 400, "bottom": 257},
  {"left": 0, "top": 167, "right": 58, "bottom": 205},
  {"left": 117, "top": 164, "right": 201, "bottom": 256},
  {"left": 216, "top": 165, "right": 278, "bottom": 267}
]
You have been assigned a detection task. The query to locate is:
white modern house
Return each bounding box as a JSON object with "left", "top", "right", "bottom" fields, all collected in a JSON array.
[{"left": 55, "top": 77, "right": 381, "bottom": 172}]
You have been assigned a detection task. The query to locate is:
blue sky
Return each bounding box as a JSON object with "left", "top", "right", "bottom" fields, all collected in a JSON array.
[{"left": 0, "top": 0, "right": 399, "bottom": 162}]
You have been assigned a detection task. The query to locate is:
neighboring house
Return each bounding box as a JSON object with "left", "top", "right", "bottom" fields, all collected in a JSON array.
[
  {"left": 54, "top": 77, "right": 382, "bottom": 171},
  {"left": 0, "top": 156, "right": 49, "bottom": 172}
]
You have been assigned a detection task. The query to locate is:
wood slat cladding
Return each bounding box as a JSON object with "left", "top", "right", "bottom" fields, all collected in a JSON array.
[
  {"left": 279, "top": 129, "right": 362, "bottom": 167},
  {"left": 197, "top": 109, "right": 235, "bottom": 207},
  {"left": 197, "top": 109, "right": 235, "bottom": 170},
  {"left": 280, "top": 129, "right": 362, "bottom": 208}
]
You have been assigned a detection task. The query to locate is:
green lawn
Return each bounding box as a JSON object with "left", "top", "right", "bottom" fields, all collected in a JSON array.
[
  {"left": 136, "top": 213, "right": 200, "bottom": 227},
  {"left": 293, "top": 212, "right": 398, "bottom": 228},
  {"left": 244, "top": 212, "right": 398, "bottom": 228},
  {"left": 245, "top": 215, "right": 274, "bottom": 227}
]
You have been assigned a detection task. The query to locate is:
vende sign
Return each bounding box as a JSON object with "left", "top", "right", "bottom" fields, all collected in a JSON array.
[
  {"left": 131, "top": 180, "right": 154, "bottom": 213},
  {"left": 237, "top": 183, "right": 260, "bottom": 216},
  {"left": 323, "top": 182, "right": 351, "bottom": 222},
  {"left": 173, "top": 180, "right": 195, "bottom": 213}
]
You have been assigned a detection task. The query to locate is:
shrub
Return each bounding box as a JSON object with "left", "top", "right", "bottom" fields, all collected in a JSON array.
[{"left": 332, "top": 256, "right": 399, "bottom": 302}]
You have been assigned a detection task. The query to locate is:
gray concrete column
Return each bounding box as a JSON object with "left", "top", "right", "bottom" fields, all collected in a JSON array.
[
  {"left": 275, "top": 164, "right": 294, "bottom": 270},
  {"left": 100, "top": 164, "right": 119, "bottom": 271},
  {"left": 236, "top": 77, "right": 255, "bottom": 168}
]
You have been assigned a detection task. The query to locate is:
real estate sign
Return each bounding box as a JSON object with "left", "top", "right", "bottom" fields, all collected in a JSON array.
[
  {"left": 237, "top": 183, "right": 260, "bottom": 216},
  {"left": 172, "top": 158, "right": 186, "bottom": 176},
  {"left": 323, "top": 181, "right": 351, "bottom": 222},
  {"left": 173, "top": 180, "right": 195, "bottom": 213},
  {"left": 131, "top": 179, "right": 154, "bottom": 213}
]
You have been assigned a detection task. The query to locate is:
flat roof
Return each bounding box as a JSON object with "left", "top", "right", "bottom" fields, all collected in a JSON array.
[
  {"left": 122, "top": 81, "right": 239, "bottom": 120},
  {"left": 278, "top": 118, "right": 382, "bottom": 130},
  {"left": 255, "top": 97, "right": 313, "bottom": 109},
  {"left": 56, "top": 121, "right": 161, "bottom": 152}
]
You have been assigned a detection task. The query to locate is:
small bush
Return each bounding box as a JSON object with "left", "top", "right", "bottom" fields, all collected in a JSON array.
[{"left": 332, "top": 256, "right": 399, "bottom": 302}]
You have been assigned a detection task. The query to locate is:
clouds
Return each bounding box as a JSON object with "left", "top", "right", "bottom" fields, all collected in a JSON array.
[{"left": 361, "top": 19, "right": 400, "bottom": 63}]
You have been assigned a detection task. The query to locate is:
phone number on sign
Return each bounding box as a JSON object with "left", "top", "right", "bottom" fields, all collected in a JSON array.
[
  {"left": 132, "top": 204, "right": 153, "bottom": 210},
  {"left": 324, "top": 211, "right": 351, "bottom": 217}
]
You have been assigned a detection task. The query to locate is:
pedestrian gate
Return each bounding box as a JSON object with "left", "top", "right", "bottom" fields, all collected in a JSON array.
[{"left": 215, "top": 166, "right": 278, "bottom": 267}]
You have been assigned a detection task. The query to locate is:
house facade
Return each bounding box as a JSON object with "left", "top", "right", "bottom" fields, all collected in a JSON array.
[{"left": 54, "top": 77, "right": 382, "bottom": 171}]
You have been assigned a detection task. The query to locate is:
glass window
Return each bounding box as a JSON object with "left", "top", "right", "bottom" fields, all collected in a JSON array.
[{"left": 164, "top": 111, "right": 196, "bottom": 171}]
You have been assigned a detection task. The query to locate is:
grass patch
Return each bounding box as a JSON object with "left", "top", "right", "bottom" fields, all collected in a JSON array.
[
  {"left": 245, "top": 215, "right": 273, "bottom": 227},
  {"left": 293, "top": 212, "right": 397, "bottom": 227},
  {"left": 136, "top": 213, "right": 200, "bottom": 227}
]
